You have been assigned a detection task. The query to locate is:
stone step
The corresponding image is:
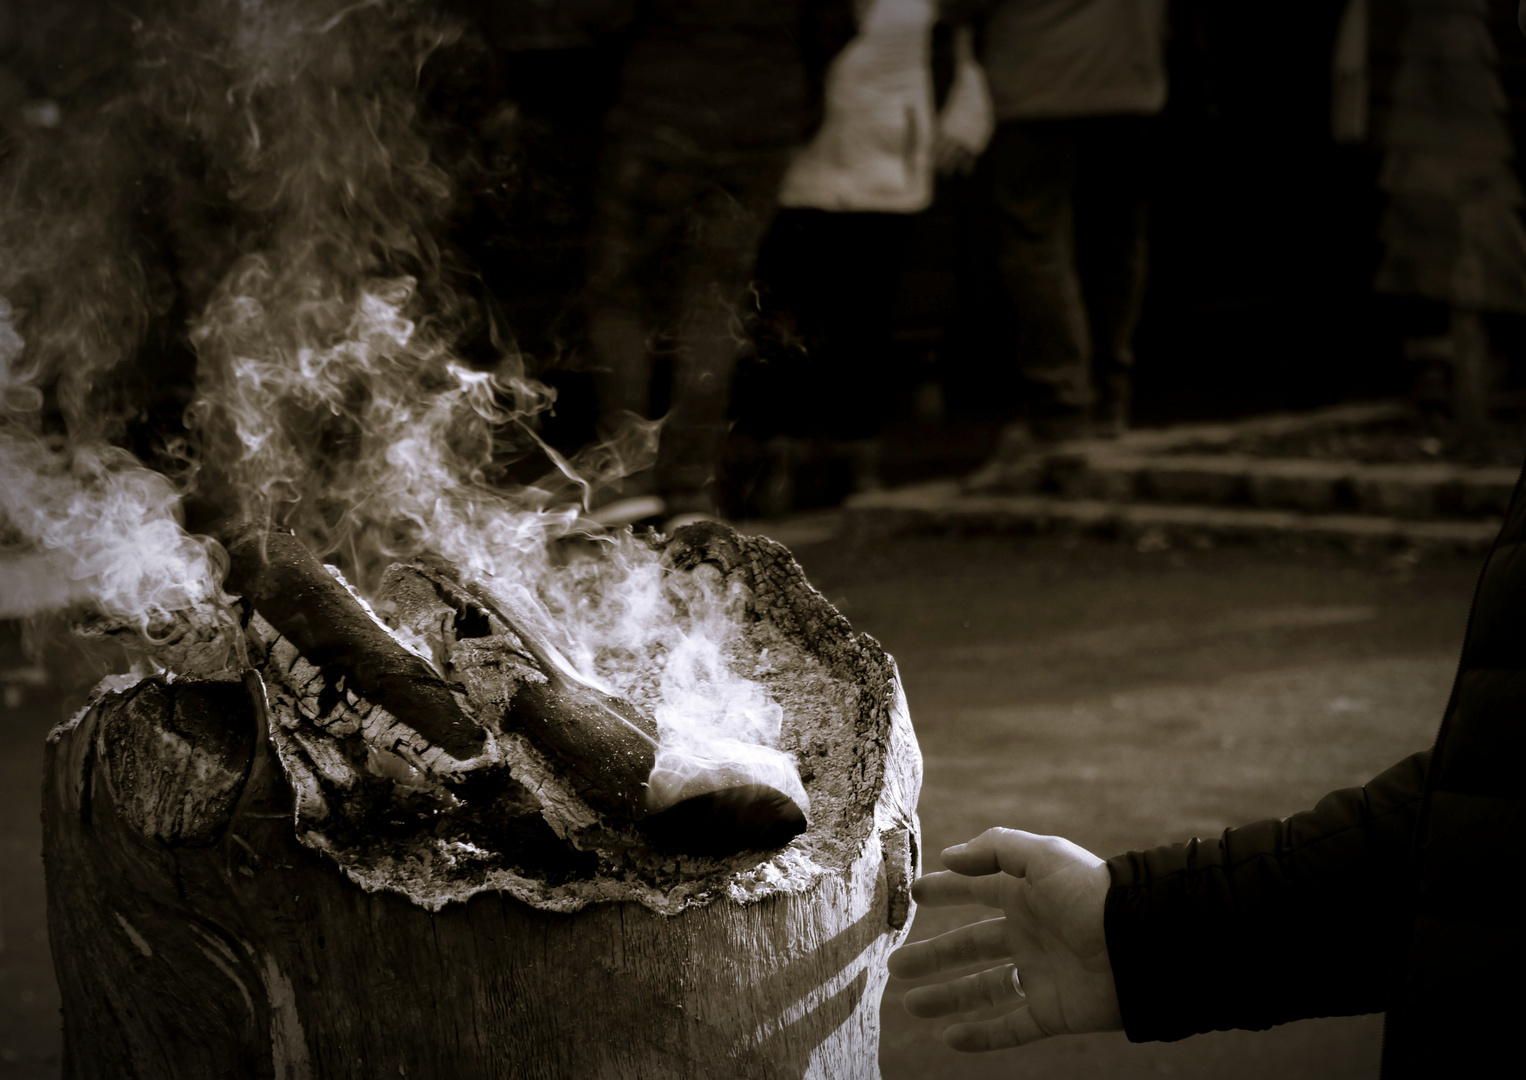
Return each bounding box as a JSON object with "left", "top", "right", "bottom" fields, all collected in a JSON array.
[
  {"left": 964, "top": 398, "right": 1520, "bottom": 521},
  {"left": 1052, "top": 453, "right": 1520, "bottom": 520},
  {"left": 1101, "top": 400, "right": 1417, "bottom": 454},
  {"left": 843, "top": 481, "right": 1501, "bottom": 551}
]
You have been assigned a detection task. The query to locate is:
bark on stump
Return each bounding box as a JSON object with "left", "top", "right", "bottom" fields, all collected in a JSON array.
[{"left": 43, "top": 524, "right": 922, "bottom": 1079}]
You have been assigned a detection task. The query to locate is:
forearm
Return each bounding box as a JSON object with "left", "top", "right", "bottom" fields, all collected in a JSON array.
[{"left": 1104, "top": 751, "right": 1429, "bottom": 1041}]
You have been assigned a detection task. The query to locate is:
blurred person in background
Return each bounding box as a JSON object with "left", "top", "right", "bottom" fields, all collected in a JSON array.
[
  {"left": 947, "top": 0, "right": 1168, "bottom": 462},
  {"left": 585, "top": 0, "right": 854, "bottom": 529},
  {"left": 744, "top": 0, "right": 994, "bottom": 513}
]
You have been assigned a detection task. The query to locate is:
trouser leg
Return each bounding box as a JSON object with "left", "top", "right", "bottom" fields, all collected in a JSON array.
[
  {"left": 1075, "top": 116, "right": 1151, "bottom": 430},
  {"left": 589, "top": 307, "right": 653, "bottom": 420},
  {"left": 817, "top": 211, "right": 913, "bottom": 441},
  {"left": 659, "top": 164, "right": 784, "bottom": 504},
  {"left": 586, "top": 138, "right": 673, "bottom": 439},
  {"left": 987, "top": 120, "right": 1093, "bottom": 431},
  {"left": 660, "top": 278, "right": 744, "bottom": 501},
  {"left": 772, "top": 209, "right": 911, "bottom": 441}
]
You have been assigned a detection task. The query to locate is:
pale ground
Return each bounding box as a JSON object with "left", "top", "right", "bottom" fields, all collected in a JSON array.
[
  {"left": 0, "top": 527, "right": 1481, "bottom": 1079},
  {"left": 785, "top": 531, "right": 1471, "bottom": 1080}
]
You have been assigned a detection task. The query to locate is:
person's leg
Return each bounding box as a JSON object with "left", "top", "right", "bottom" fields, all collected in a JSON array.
[
  {"left": 751, "top": 207, "right": 836, "bottom": 442},
  {"left": 588, "top": 308, "right": 652, "bottom": 419},
  {"left": 1074, "top": 116, "right": 1151, "bottom": 436},
  {"left": 586, "top": 137, "right": 672, "bottom": 439},
  {"left": 987, "top": 119, "right": 1093, "bottom": 439},
  {"left": 815, "top": 211, "right": 915, "bottom": 493},
  {"left": 583, "top": 134, "right": 688, "bottom": 521},
  {"left": 814, "top": 211, "right": 915, "bottom": 441},
  {"left": 661, "top": 273, "right": 742, "bottom": 510},
  {"left": 660, "top": 151, "right": 788, "bottom": 514}
]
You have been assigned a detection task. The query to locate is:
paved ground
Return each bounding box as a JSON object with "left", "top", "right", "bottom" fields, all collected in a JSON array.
[
  {"left": 785, "top": 530, "right": 1476, "bottom": 1080},
  {"left": 0, "top": 529, "right": 1484, "bottom": 1078}
]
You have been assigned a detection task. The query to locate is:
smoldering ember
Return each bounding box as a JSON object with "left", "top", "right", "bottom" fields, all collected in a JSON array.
[{"left": 0, "top": 0, "right": 919, "bottom": 1075}]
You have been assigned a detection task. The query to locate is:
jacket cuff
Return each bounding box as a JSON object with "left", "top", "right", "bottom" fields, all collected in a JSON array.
[
  {"left": 1104, "top": 845, "right": 1228, "bottom": 1043},
  {"left": 1103, "top": 752, "right": 1428, "bottom": 1042}
]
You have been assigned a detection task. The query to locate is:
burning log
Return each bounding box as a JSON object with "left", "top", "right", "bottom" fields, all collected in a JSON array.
[
  {"left": 44, "top": 523, "right": 923, "bottom": 1078},
  {"left": 386, "top": 561, "right": 808, "bottom": 854},
  {"left": 227, "top": 524, "right": 808, "bottom": 852},
  {"left": 223, "top": 524, "right": 487, "bottom": 765}
]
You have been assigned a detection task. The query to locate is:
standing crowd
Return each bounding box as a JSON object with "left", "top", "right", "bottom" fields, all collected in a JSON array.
[{"left": 571, "top": 0, "right": 1171, "bottom": 529}]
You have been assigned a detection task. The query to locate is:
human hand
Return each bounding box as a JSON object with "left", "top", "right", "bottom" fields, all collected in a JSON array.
[
  {"left": 934, "top": 133, "right": 979, "bottom": 176},
  {"left": 934, "top": 24, "right": 993, "bottom": 176},
  {"left": 887, "top": 828, "right": 1122, "bottom": 1051}
]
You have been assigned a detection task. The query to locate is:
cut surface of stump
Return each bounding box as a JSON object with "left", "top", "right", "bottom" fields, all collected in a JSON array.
[{"left": 44, "top": 523, "right": 923, "bottom": 1079}]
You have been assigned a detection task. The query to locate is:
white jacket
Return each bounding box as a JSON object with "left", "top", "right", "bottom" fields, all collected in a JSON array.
[{"left": 778, "top": 0, "right": 994, "bottom": 214}]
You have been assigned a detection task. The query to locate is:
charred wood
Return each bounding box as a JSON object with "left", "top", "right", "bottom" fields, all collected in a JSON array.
[{"left": 223, "top": 525, "right": 486, "bottom": 763}]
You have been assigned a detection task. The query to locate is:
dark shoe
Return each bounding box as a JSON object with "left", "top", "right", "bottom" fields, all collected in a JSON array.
[
  {"left": 845, "top": 438, "right": 885, "bottom": 495},
  {"left": 1030, "top": 407, "right": 1090, "bottom": 444},
  {"left": 964, "top": 422, "right": 1043, "bottom": 492},
  {"left": 754, "top": 437, "right": 797, "bottom": 518}
]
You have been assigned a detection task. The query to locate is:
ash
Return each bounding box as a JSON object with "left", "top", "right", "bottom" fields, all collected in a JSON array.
[{"left": 252, "top": 523, "right": 897, "bottom": 913}]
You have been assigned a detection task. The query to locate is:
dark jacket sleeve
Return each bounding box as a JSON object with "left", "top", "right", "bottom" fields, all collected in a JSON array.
[{"left": 1104, "top": 750, "right": 1429, "bottom": 1042}]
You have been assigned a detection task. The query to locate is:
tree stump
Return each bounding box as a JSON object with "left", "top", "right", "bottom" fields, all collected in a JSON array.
[{"left": 42, "top": 524, "right": 923, "bottom": 1079}]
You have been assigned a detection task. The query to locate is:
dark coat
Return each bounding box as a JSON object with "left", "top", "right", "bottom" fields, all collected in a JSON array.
[
  {"left": 607, "top": 0, "right": 855, "bottom": 150},
  {"left": 1104, "top": 463, "right": 1526, "bottom": 1077}
]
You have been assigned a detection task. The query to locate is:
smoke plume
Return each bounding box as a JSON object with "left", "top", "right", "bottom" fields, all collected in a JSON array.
[{"left": 0, "top": 0, "right": 792, "bottom": 790}]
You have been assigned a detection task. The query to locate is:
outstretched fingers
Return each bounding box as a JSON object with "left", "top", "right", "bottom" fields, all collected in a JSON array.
[
  {"left": 903, "top": 964, "right": 1024, "bottom": 1019},
  {"left": 887, "top": 917, "right": 1009, "bottom": 980},
  {"left": 911, "top": 870, "right": 1005, "bottom": 909},
  {"left": 940, "top": 827, "right": 1060, "bottom": 878}
]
